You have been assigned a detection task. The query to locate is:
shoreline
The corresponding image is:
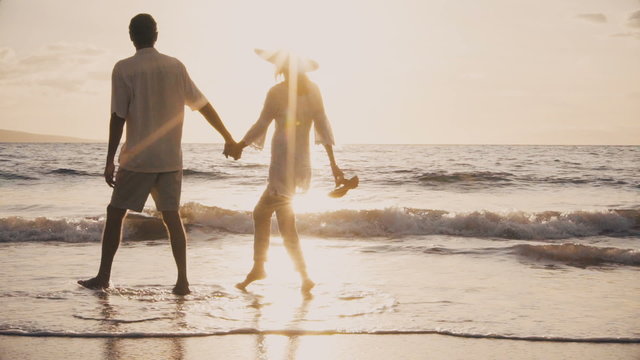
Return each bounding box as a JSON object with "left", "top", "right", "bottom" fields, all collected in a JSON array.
[
  {"left": 2, "top": 334, "right": 639, "bottom": 360},
  {"left": 1, "top": 330, "right": 638, "bottom": 344}
]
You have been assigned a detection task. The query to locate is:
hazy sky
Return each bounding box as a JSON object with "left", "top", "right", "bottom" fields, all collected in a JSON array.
[{"left": 0, "top": 0, "right": 638, "bottom": 144}]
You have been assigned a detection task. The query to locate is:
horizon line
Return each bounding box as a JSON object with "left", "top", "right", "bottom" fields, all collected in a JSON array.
[{"left": 1, "top": 128, "right": 638, "bottom": 146}]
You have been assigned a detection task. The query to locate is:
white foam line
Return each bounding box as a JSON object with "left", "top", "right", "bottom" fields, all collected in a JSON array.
[
  {"left": 1, "top": 329, "right": 638, "bottom": 343},
  {"left": 72, "top": 315, "right": 174, "bottom": 324}
]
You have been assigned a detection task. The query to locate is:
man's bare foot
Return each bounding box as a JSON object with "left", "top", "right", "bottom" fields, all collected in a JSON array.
[
  {"left": 172, "top": 282, "right": 191, "bottom": 295},
  {"left": 77, "top": 277, "right": 109, "bottom": 290},
  {"left": 301, "top": 278, "right": 315, "bottom": 294},
  {"left": 235, "top": 268, "right": 267, "bottom": 291}
]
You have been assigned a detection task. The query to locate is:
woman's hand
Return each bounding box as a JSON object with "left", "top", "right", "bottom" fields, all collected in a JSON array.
[{"left": 331, "top": 163, "right": 345, "bottom": 187}]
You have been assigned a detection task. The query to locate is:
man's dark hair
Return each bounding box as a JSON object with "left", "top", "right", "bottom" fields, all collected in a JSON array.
[{"left": 129, "top": 14, "right": 157, "bottom": 47}]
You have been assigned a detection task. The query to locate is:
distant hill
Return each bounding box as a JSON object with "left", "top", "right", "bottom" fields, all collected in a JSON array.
[{"left": 0, "top": 129, "right": 99, "bottom": 143}]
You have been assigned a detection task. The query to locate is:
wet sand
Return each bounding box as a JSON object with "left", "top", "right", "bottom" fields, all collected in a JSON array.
[{"left": 2, "top": 334, "right": 639, "bottom": 360}]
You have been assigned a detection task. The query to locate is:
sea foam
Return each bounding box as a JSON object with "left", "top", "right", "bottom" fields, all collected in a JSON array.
[
  {"left": 0, "top": 203, "right": 637, "bottom": 243},
  {"left": 1, "top": 328, "right": 638, "bottom": 343}
]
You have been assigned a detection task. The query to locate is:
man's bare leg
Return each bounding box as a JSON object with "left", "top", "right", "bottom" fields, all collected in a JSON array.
[
  {"left": 161, "top": 210, "right": 190, "bottom": 295},
  {"left": 78, "top": 205, "right": 127, "bottom": 289}
]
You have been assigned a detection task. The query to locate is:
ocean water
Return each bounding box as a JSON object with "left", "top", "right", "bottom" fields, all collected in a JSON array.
[{"left": 0, "top": 143, "right": 639, "bottom": 343}]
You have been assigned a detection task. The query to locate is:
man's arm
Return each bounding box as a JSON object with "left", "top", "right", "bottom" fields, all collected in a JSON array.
[
  {"left": 104, "top": 112, "right": 126, "bottom": 187},
  {"left": 198, "top": 103, "right": 239, "bottom": 159},
  {"left": 323, "top": 144, "right": 344, "bottom": 186}
]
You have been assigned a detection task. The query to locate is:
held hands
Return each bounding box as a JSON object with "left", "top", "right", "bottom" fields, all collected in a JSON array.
[
  {"left": 104, "top": 162, "right": 116, "bottom": 188},
  {"left": 223, "top": 140, "right": 244, "bottom": 160},
  {"left": 223, "top": 140, "right": 236, "bottom": 159}
]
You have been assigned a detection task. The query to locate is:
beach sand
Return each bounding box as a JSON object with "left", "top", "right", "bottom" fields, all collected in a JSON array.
[{"left": 2, "top": 334, "right": 639, "bottom": 360}]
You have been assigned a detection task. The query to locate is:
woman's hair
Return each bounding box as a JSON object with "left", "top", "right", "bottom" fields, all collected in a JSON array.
[{"left": 277, "top": 70, "right": 311, "bottom": 95}]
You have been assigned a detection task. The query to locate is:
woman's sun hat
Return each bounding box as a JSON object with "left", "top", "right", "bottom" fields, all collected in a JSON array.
[{"left": 254, "top": 49, "right": 319, "bottom": 73}]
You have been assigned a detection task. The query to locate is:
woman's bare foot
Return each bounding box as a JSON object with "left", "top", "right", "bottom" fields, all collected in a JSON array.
[
  {"left": 301, "top": 278, "right": 315, "bottom": 294},
  {"left": 235, "top": 267, "right": 267, "bottom": 291},
  {"left": 172, "top": 282, "right": 191, "bottom": 295},
  {"left": 77, "top": 277, "right": 109, "bottom": 290}
]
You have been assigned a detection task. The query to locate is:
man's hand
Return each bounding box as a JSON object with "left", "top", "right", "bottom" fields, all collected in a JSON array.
[
  {"left": 223, "top": 140, "right": 236, "bottom": 159},
  {"left": 104, "top": 162, "right": 116, "bottom": 188},
  {"left": 331, "top": 163, "right": 345, "bottom": 187}
]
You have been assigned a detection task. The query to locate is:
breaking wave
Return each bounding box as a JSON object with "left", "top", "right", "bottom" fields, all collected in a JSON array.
[
  {"left": 178, "top": 204, "right": 640, "bottom": 240},
  {"left": 0, "top": 171, "right": 38, "bottom": 181},
  {"left": 0, "top": 213, "right": 169, "bottom": 243},
  {"left": 182, "top": 169, "right": 227, "bottom": 178},
  {"left": 48, "top": 168, "right": 97, "bottom": 176},
  {"left": 1, "top": 204, "right": 638, "bottom": 243},
  {"left": 511, "top": 243, "right": 640, "bottom": 267},
  {"left": 417, "top": 171, "right": 513, "bottom": 184},
  {"left": 412, "top": 171, "right": 635, "bottom": 188}
]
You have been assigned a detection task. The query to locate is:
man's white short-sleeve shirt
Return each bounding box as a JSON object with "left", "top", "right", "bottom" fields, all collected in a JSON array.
[{"left": 111, "top": 48, "right": 208, "bottom": 172}]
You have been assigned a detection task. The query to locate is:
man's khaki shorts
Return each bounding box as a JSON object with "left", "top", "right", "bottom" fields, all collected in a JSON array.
[{"left": 110, "top": 168, "right": 182, "bottom": 212}]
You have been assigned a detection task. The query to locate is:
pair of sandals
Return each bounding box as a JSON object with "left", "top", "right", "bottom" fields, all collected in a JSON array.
[{"left": 328, "top": 175, "right": 359, "bottom": 198}]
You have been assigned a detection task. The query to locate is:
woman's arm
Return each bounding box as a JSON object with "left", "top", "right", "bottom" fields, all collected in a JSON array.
[
  {"left": 311, "top": 84, "right": 342, "bottom": 185},
  {"left": 323, "top": 144, "right": 344, "bottom": 186},
  {"left": 232, "top": 107, "right": 273, "bottom": 159},
  {"left": 237, "top": 89, "right": 277, "bottom": 153}
]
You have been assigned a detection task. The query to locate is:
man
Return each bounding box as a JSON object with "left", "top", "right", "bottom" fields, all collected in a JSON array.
[{"left": 78, "top": 13, "right": 236, "bottom": 295}]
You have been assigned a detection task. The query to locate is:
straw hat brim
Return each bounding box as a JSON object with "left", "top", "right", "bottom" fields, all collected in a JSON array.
[{"left": 254, "top": 49, "right": 319, "bottom": 73}]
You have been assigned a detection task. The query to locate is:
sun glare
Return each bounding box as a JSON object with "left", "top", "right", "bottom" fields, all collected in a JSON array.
[{"left": 291, "top": 188, "right": 337, "bottom": 214}]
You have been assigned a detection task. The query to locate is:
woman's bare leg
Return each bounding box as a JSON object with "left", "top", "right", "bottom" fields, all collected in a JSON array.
[
  {"left": 276, "top": 203, "right": 314, "bottom": 293},
  {"left": 236, "top": 195, "right": 273, "bottom": 290}
]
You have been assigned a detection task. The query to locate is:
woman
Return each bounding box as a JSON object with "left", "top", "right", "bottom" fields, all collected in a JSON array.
[{"left": 233, "top": 49, "right": 344, "bottom": 293}]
